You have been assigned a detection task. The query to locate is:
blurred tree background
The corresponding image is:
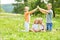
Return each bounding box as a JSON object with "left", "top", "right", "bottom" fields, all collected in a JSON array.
[{"left": 2, "top": 0, "right": 60, "bottom": 17}]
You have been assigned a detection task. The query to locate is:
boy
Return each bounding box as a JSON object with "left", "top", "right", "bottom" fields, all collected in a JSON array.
[
  {"left": 24, "top": 6, "right": 38, "bottom": 32},
  {"left": 37, "top": 3, "right": 53, "bottom": 31}
]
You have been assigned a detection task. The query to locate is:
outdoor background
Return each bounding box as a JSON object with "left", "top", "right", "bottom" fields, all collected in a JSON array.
[{"left": 0, "top": 0, "right": 60, "bottom": 40}]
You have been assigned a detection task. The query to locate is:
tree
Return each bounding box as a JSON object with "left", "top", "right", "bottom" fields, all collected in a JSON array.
[
  {"left": 13, "top": 0, "right": 25, "bottom": 13},
  {"left": 24, "top": 0, "right": 28, "bottom": 6},
  {"left": 52, "top": 0, "right": 55, "bottom": 17}
]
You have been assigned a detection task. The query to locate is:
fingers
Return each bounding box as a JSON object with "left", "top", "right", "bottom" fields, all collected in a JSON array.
[
  {"left": 37, "top": 6, "right": 40, "bottom": 8},
  {"left": 37, "top": 6, "right": 40, "bottom": 9}
]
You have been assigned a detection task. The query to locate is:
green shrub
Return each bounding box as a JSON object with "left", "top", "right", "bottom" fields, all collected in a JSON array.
[
  {"left": 0, "top": 8, "right": 5, "bottom": 13},
  {"left": 55, "top": 8, "right": 60, "bottom": 14}
]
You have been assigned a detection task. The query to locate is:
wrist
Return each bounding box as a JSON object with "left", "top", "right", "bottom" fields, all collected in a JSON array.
[{"left": 39, "top": 7, "right": 41, "bottom": 9}]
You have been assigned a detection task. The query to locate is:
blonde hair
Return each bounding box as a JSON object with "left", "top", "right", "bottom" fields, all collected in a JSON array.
[
  {"left": 25, "top": 6, "right": 29, "bottom": 10},
  {"left": 34, "top": 18, "right": 43, "bottom": 24},
  {"left": 34, "top": 18, "right": 39, "bottom": 24},
  {"left": 38, "top": 17, "right": 43, "bottom": 24},
  {"left": 47, "top": 3, "right": 52, "bottom": 6}
]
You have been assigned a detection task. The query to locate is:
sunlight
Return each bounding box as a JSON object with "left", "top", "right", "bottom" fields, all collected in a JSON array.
[
  {"left": 0, "top": 0, "right": 24, "bottom": 4},
  {"left": 41, "top": 0, "right": 49, "bottom": 4},
  {"left": 1, "top": 0, "right": 16, "bottom": 4}
]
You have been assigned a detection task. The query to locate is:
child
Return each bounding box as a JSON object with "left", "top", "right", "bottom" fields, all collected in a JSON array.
[
  {"left": 30, "top": 18, "right": 39, "bottom": 32},
  {"left": 30, "top": 18, "right": 45, "bottom": 32},
  {"left": 38, "top": 18, "right": 45, "bottom": 31},
  {"left": 24, "top": 6, "right": 38, "bottom": 32},
  {"left": 37, "top": 3, "right": 53, "bottom": 31}
]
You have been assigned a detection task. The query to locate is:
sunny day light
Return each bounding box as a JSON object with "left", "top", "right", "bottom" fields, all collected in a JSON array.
[
  {"left": 0, "top": 0, "right": 60, "bottom": 40},
  {"left": 0, "top": 0, "right": 24, "bottom": 4},
  {"left": 1, "top": 0, "right": 16, "bottom": 4}
]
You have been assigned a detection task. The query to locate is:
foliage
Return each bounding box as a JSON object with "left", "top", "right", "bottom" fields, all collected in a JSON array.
[
  {"left": 0, "top": 7, "right": 5, "bottom": 12},
  {"left": 55, "top": 8, "right": 60, "bottom": 14},
  {"left": 13, "top": 4, "right": 24, "bottom": 14},
  {"left": 13, "top": 0, "right": 60, "bottom": 16}
]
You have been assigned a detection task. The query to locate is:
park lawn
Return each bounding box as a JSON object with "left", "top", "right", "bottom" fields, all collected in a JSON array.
[{"left": 0, "top": 13, "right": 60, "bottom": 40}]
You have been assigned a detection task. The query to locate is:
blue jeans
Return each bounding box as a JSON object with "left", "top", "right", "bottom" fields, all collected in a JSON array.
[{"left": 46, "top": 23, "right": 52, "bottom": 31}]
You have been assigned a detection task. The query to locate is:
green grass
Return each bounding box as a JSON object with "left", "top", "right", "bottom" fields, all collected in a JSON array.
[{"left": 0, "top": 13, "right": 60, "bottom": 40}]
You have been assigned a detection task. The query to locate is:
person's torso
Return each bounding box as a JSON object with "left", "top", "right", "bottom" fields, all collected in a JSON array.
[
  {"left": 32, "top": 24, "right": 39, "bottom": 30},
  {"left": 39, "top": 24, "right": 44, "bottom": 30},
  {"left": 24, "top": 12, "right": 30, "bottom": 22},
  {"left": 46, "top": 9, "right": 53, "bottom": 23}
]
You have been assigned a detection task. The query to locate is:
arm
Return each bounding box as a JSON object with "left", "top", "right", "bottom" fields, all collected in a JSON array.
[
  {"left": 37, "top": 6, "right": 49, "bottom": 14},
  {"left": 29, "top": 8, "right": 38, "bottom": 14}
]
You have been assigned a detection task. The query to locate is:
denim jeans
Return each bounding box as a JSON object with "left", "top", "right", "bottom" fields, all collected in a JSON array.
[{"left": 46, "top": 23, "right": 52, "bottom": 31}]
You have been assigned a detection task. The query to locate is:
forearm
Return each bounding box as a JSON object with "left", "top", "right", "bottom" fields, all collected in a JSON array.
[
  {"left": 39, "top": 8, "right": 48, "bottom": 14},
  {"left": 39, "top": 8, "right": 46, "bottom": 14},
  {"left": 30, "top": 8, "right": 37, "bottom": 14}
]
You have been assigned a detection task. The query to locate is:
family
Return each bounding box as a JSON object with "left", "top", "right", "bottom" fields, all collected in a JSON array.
[{"left": 24, "top": 3, "right": 53, "bottom": 32}]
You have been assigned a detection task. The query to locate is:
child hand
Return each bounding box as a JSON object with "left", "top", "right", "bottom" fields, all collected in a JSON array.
[{"left": 37, "top": 6, "right": 40, "bottom": 9}]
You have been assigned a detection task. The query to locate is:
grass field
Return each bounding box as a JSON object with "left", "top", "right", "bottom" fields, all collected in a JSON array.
[{"left": 0, "top": 13, "right": 60, "bottom": 40}]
